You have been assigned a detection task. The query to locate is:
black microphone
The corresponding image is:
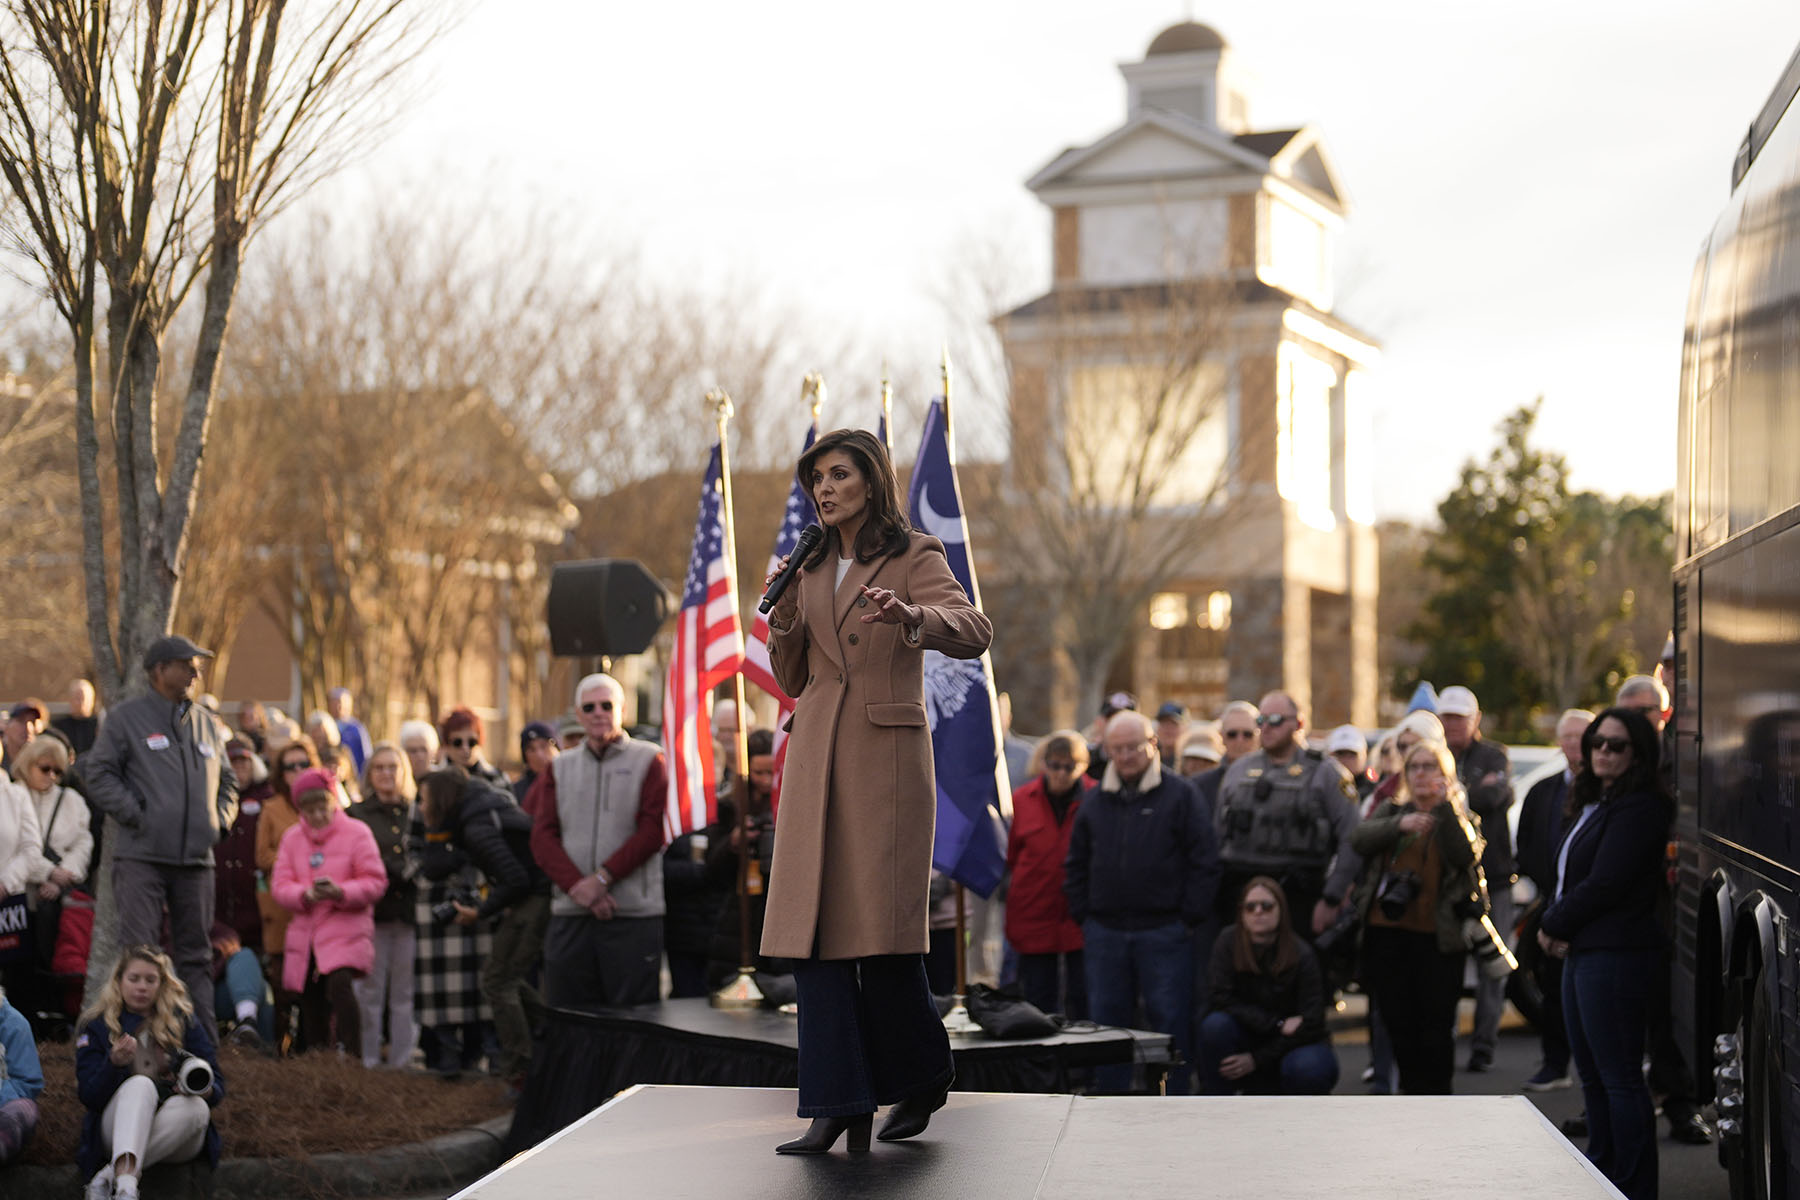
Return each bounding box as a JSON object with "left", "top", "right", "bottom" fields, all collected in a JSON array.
[{"left": 758, "top": 524, "right": 823, "bottom": 613}]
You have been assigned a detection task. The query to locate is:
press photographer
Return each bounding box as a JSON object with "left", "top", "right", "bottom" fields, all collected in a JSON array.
[
  {"left": 1348, "top": 739, "right": 1486, "bottom": 1095},
  {"left": 418, "top": 768, "right": 551, "bottom": 1088}
]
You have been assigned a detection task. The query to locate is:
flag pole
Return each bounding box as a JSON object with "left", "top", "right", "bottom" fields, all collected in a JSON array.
[
  {"left": 935, "top": 344, "right": 982, "bottom": 1034},
  {"left": 709, "top": 388, "right": 765, "bottom": 1012},
  {"left": 880, "top": 362, "right": 894, "bottom": 457}
]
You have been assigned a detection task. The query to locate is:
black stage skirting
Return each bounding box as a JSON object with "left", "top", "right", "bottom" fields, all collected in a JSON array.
[
  {"left": 503, "top": 998, "right": 1171, "bottom": 1156},
  {"left": 472, "top": 1086, "right": 1622, "bottom": 1200}
]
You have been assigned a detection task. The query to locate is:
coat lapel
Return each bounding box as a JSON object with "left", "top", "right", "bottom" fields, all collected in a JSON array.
[
  {"left": 832, "top": 550, "right": 891, "bottom": 635},
  {"left": 801, "top": 557, "right": 843, "bottom": 670}
]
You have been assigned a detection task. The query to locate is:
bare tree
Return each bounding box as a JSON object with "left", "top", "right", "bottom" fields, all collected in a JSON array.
[
  {"left": 0, "top": 0, "right": 442, "bottom": 704},
  {"left": 959, "top": 257, "right": 1261, "bottom": 725}
]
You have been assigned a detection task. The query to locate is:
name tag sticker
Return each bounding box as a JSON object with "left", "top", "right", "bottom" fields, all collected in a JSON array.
[
  {"left": 242, "top": 800, "right": 262, "bottom": 816},
  {"left": 145, "top": 734, "right": 170, "bottom": 751},
  {"left": 198, "top": 743, "right": 215, "bottom": 758},
  {"left": 309, "top": 851, "right": 325, "bottom": 869}
]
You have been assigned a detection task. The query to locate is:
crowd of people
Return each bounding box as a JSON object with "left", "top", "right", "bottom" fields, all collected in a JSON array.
[
  {"left": 1002, "top": 675, "right": 1688, "bottom": 1200},
  {"left": 0, "top": 630, "right": 1688, "bottom": 1200}
]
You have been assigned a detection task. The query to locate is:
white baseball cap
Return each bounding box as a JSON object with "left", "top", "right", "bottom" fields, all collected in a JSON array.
[
  {"left": 1437, "top": 686, "right": 1479, "bottom": 717},
  {"left": 1325, "top": 725, "right": 1366, "bottom": 755}
]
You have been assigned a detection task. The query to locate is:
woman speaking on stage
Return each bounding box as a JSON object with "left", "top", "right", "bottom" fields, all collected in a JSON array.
[{"left": 760, "top": 427, "right": 993, "bottom": 1155}]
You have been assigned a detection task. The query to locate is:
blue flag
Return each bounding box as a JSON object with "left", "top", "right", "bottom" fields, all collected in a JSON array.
[{"left": 905, "top": 398, "right": 1009, "bottom": 897}]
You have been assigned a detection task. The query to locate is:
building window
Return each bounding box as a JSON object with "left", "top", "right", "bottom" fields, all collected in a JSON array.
[
  {"left": 1201, "top": 590, "right": 1232, "bottom": 631},
  {"left": 1149, "top": 592, "right": 1189, "bottom": 630},
  {"left": 1277, "top": 343, "right": 1337, "bottom": 531}
]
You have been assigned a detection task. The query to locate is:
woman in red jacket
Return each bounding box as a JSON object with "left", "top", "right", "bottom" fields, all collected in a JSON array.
[{"left": 1004, "top": 731, "right": 1091, "bottom": 1019}]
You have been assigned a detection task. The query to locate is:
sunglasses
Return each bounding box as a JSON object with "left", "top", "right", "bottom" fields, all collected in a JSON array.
[
  {"left": 34, "top": 764, "right": 62, "bottom": 777},
  {"left": 1223, "top": 729, "right": 1256, "bottom": 740},
  {"left": 1588, "top": 735, "right": 1631, "bottom": 755},
  {"left": 448, "top": 736, "right": 479, "bottom": 749},
  {"left": 580, "top": 700, "right": 614, "bottom": 714},
  {"left": 1255, "top": 714, "right": 1291, "bottom": 729},
  {"left": 281, "top": 761, "right": 309, "bottom": 773},
  {"left": 1043, "top": 759, "right": 1077, "bottom": 773},
  {"left": 1242, "top": 899, "right": 1276, "bottom": 913}
]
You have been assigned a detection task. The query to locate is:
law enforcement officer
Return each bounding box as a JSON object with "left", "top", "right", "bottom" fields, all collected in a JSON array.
[{"left": 1213, "top": 691, "right": 1360, "bottom": 937}]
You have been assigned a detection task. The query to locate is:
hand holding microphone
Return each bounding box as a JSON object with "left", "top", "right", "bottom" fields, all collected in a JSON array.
[{"left": 759, "top": 524, "right": 823, "bottom": 613}]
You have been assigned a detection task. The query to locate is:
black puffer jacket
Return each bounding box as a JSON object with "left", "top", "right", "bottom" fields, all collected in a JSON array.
[{"left": 421, "top": 778, "right": 548, "bottom": 919}]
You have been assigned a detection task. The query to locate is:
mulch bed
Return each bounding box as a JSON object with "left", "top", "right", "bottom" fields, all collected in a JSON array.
[{"left": 20, "top": 1039, "right": 512, "bottom": 1166}]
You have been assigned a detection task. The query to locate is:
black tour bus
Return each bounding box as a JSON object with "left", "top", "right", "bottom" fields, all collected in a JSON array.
[{"left": 1674, "top": 33, "right": 1800, "bottom": 1200}]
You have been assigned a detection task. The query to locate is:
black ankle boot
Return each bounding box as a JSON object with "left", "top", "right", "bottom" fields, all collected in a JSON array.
[
  {"left": 775, "top": 1113, "right": 874, "bottom": 1155},
  {"left": 877, "top": 1075, "right": 953, "bottom": 1142}
]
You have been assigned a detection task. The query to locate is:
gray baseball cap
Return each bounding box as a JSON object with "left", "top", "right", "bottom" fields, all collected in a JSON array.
[{"left": 142, "top": 635, "right": 214, "bottom": 670}]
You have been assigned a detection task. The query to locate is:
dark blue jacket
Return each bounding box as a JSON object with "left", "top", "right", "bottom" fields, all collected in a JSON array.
[
  {"left": 76, "top": 1010, "right": 224, "bottom": 1175},
  {"left": 1515, "top": 769, "right": 1571, "bottom": 894},
  {"left": 1063, "top": 764, "right": 1219, "bottom": 930},
  {"left": 1539, "top": 785, "right": 1670, "bottom": 953}
]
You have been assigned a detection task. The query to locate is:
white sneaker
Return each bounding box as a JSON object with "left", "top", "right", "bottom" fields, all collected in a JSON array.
[{"left": 84, "top": 1166, "right": 113, "bottom": 1200}]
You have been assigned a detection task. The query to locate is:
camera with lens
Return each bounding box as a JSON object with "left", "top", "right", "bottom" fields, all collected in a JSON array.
[
  {"left": 431, "top": 885, "right": 481, "bottom": 925},
  {"left": 1375, "top": 870, "right": 1422, "bottom": 921},
  {"left": 170, "top": 1049, "right": 213, "bottom": 1097},
  {"left": 1464, "top": 913, "right": 1519, "bottom": 979}
]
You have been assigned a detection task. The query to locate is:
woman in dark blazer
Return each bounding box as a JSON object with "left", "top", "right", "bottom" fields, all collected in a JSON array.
[
  {"left": 761, "top": 428, "right": 992, "bottom": 1155},
  {"left": 1539, "top": 706, "right": 1669, "bottom": 1200}
]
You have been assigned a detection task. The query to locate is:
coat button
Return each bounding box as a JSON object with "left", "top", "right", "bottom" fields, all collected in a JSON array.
[
  {"left": 847, "top": 633, "right": 859, "bottom": 645},
  {"left": 857, "top": 596, "right": 868, "bottom": 607},
  {"left": 836, "top": 673, "right": 843, "bottom": 684}
]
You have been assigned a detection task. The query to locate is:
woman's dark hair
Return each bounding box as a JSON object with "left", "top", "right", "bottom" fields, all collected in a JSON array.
[
  {"left": 418, "top": 767, "right": 470, "bottom": 828},
  {"left": 1231, "top": 875, "right": 1300, "bottom": 976},
  {"left": 746, "top": 729, "right": 775, "bottom": 759},
  {"left": 1568, "top": 705, "right": 1668, "bottom": 819},
  {"left": 270, "top": 738, "right": 321, "bottom": 802},
  {"left": 795, "top": 428, "right": 911, "bottom": 568}
]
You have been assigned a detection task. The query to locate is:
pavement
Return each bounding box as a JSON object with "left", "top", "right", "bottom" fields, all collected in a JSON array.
[{"left": 1329, "top": 995, "right": 1728, "bottom": 1200}]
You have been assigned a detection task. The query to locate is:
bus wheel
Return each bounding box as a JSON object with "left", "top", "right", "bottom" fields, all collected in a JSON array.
[{"left": 1728, "top": 982, "right": 1790, "bottom": 1200}]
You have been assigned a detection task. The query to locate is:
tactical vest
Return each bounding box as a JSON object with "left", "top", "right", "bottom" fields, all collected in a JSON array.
[{"left": 1217, "top": 750, "right": 1335, "bottom": 869}]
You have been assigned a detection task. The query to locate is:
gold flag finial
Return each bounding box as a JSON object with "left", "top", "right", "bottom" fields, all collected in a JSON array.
[{"left": 708, "top": 387, "right": 735, "bottom": 431}]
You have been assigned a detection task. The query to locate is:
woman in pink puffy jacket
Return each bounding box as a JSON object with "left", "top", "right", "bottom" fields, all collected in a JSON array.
[{"left": 272, "top": 767, "right": 387, "bottom": 1058}]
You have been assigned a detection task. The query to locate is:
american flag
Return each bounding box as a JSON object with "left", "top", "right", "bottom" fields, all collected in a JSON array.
[
  {"left": 742, "top": 423, "right": 815, "bottom": 812},
  {"left": 663, "top": 443, "right": 744, "bottom": 838}
]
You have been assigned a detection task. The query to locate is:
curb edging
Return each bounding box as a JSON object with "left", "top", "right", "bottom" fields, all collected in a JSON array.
[{"left": 12, "top": 1114, "right": 512, "bottom": 1198}]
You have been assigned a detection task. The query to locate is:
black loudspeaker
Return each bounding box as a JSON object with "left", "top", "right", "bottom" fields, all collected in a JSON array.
[{"left": 546, "top": 559, "right": 674, "bottom": 657}]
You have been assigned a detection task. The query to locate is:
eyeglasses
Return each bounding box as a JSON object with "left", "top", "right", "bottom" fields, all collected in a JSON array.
[
  {"left": 1222, "top": 729, "right": 1256, "bottom": 740},
  {"left": 448, "top": 736, "right": 478, "bottom": 749},
  {"left": 580, "top": 700, "right": 614, "bottom": 714},
  {"left": 1242, "top": 899, "right": 1276, "bottom": 913},
  {"left": 1255, "top": 714, "right": 1291, "bottom": 729},
  {"left": 1044, "top": 760, "right": 1076, "bottom": 773},
  {"left": 281, "top": 761, "right": 308, "bottom": 773},
  {"left": 1588, "top": 735, "right": 1631, "bottom": 755}
]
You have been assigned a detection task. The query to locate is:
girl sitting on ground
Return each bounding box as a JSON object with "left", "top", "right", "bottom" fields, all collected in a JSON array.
[{"left": 75, "top": 945, "right": 225, "bottom": 1200}]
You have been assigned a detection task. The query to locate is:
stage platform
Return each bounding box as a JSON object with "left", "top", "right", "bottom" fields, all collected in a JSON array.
[
  {"left": 504, "top": 998, "right": 1170, "bottom": 1155},
  {"left": 470, "top": 1084, "right": 1624, "bottom": 1200}
]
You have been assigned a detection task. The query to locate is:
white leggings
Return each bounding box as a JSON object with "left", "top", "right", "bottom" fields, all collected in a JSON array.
[{"left": 100, "top": 1076, "right": 209, "bottom": 1176}]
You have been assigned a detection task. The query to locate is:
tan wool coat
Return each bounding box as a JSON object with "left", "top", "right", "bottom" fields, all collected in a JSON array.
[{"left": 759, "top": 533, "right": 992, "bottom": 960}]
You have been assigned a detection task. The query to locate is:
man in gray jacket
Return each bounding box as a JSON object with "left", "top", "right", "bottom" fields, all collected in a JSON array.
[{"left": 84, "top": 636, "right": 239, "bottom": 1030}]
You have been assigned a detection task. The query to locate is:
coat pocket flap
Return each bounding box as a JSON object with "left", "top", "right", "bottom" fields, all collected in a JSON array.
[{"left": 865, "top": 702, "right": 927, "bottom": 728}]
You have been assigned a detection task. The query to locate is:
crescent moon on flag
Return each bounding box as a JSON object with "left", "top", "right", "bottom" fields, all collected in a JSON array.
[{"left": 918, "top": 482, "right": 967, "bottom": 545}]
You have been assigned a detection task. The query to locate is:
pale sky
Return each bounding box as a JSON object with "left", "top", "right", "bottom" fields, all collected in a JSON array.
[{"left": 349, "top": 0, "right": 1800, "bottom": 520}]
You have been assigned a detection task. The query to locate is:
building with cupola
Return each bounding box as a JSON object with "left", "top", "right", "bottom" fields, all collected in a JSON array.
[{"left": 994, "top": 20, "right": 1379, "bottom": 731}]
